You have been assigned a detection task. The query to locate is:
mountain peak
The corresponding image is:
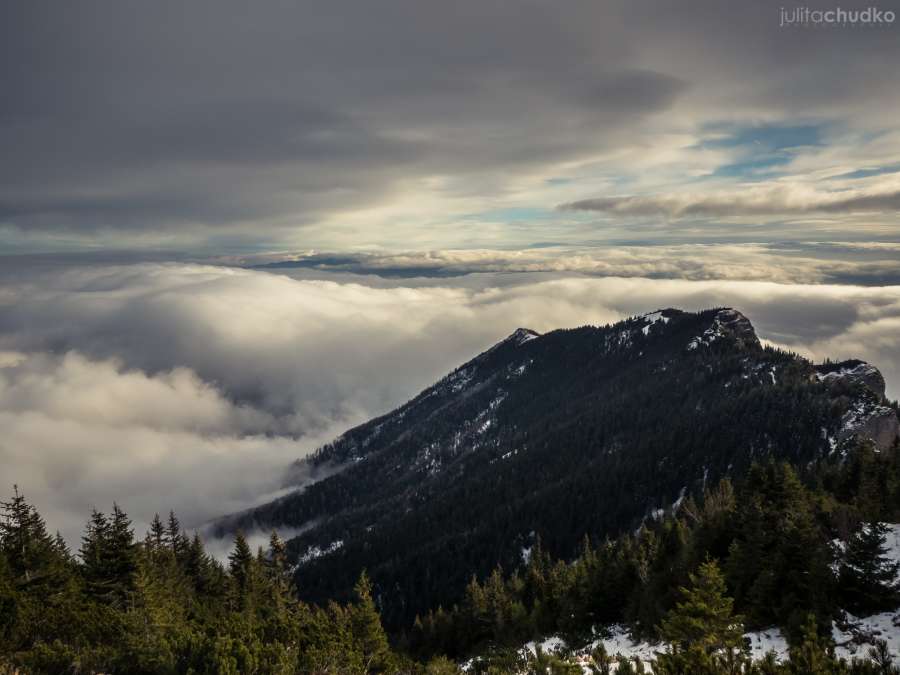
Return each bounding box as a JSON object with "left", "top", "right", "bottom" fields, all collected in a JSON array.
[
  {"left": 227, "top": 306, "right": 897, "bottom": 627},
  {"left": 687, "top": 307, "right": 759, "bottom": 350},
  {"left": 507, "top": 327, "right": 540, "bottom": 346}
]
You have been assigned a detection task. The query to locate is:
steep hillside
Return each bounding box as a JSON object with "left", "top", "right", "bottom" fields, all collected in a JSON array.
[{"left": 223, "top": 308, "right": 899, "bottom": 627}]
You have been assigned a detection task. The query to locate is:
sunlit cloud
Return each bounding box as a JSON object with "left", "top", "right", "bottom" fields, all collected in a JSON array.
[{"left": 2, "top": 262, "right": 898, "bottom": 547}]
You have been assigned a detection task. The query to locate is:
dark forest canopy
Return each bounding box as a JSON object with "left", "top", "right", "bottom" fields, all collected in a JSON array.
[{"left": 3, "top": 439, "right": 900, "bottom": 673}]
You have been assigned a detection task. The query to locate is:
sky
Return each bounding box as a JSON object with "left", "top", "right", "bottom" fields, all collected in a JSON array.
[{"left": 2, "top": 0, "right": 900, "bottom": 545}]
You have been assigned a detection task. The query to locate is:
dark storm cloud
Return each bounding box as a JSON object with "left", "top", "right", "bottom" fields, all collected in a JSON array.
[
  {"left": 8, "top": 0, "right": 898, "bottom": 247},
  {"left": 0, "top": 0, "right": 647, "bottom": 238}
]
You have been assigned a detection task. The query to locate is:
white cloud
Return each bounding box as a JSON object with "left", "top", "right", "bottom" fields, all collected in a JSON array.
[{"left": 1, "top": 262, "right": 898, "bottom": 547}]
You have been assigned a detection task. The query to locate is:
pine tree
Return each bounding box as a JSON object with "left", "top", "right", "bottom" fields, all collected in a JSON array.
[
  {"left": 839, "top": 521, "right": 900, "bottom": 614},
  {"left": 165, "top": 511, "right": 188, "bottom": 561},
  {"left": 657, "top": 559, "right": 748, "bottom": 675},
  {"left": 81, "top": 509, "right": 110, "bottom": 599},
  {"left": 80, "top": 505, "right": 137, "bottom": 607},
  {"left": 186, "top": 532, "right": 215, "bottom": 595},
  {"left": 787, "top": 614, "right": 839, "bottom": 675},
  {"left": 265, "top": 531, "right": 292, "bottom": 608},
  {"left": 0, "top": 485, "right": 56, "bottom": 584},
  {"left": 148, "top": 513, "right": 165, "bottom": 551},
  {"left": 351, "top": 571, "right": 391, "bottom": 673},
  {"left": 108, "top": 504, "right": 138, "bottom": 601},
  {"left": 228, "top": 531, "right": 254, "bottom": 610}
]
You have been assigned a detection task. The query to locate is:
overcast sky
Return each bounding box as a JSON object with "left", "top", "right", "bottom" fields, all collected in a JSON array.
[
  {"left": 2, "top": 0, "right": 900, "bottom": 544},
  {"left": 3, "top": 0, "right": 900, "bottom": 253}
]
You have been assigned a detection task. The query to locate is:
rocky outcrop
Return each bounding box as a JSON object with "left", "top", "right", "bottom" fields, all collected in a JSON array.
[
  {"left": 837, "top": 405, "right": 900, "bottom": 451},
  {"left": 686, "top": 308, "right": 760, "bottom": 351},
  {"left": 816, "top": 360, "right": 887, "bottom": 399}
]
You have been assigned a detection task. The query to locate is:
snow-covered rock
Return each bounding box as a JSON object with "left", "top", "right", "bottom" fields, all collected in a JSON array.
[
  {"left": 816, "top": 360, "right": 887, "bottom": 399},
  {"left": 687, "top": 308, "right": 759, "bottom": 351}
]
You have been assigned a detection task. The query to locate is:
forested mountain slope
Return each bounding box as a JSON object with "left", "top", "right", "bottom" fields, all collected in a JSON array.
[{"left": 222, "top": 308, "right": 900, "bottom": 628}]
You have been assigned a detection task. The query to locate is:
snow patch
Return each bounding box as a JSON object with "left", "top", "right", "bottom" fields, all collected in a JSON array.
[
  {"left": 640, "top": 311, "right": 670, "bottom": 336},
  {"left": 817, "top": 362, "right": 880, "bottom": 384},
  {"left": 298, "top": 539, "right": 343, "bottom": 564}
]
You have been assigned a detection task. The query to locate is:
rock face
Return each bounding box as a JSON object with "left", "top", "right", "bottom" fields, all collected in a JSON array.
[
  {"left": 685, "top": 308, "right": 760, "bottom": 351},
  {"left": 816, "top": 360, "right": 887, "bottom": 399},
  {"left": 855, "top": 409, "right": 900, "bottom": 450},
  {"left": 815, "top": 360, "right": 899, "bottom": 451},
  {"left": 715, "top": 308, "right": 761, "bottom": 349}
]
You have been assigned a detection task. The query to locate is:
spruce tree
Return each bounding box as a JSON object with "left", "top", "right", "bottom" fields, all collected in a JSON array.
[
  {"left": 351, "top": 571, "right": 392, "bottom": 673},
  {"left": 80, "top": 505, "right": 137, "bottom": 607},
  {"left": 839, "top": 521, "right": 900, "bottom": 614},
  {"left": 228, "top": 531, "right": 254, "bottom": 610},
  {"left": 148, "top": 513, "right": 165, "bottom": 551},
  {"left": 657, "top": 559, "right": 748, "bottom": 675},
  {"left": 0, "top": 485, "right": 56, "bottom": 584},
  {"left": 81, "top": 509, "right": 111, "bottom": 600},
  {"left": 108, "top": 504, "right": 138, "bottom": 599},
  {"left": 165, "top": 511, "right": 188, "bottom": 561},
  {"left": 266, "top": 531, "right": 292, "bottom": 607},
  {"left": 186, "top": 532, "right": 214, "bottom": 595}
]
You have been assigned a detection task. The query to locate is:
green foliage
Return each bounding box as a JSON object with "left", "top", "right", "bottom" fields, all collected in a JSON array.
[
  {"left": 838, "top": 521, "right": 900, "bottom": 614},
  {"left": 411, "top": 444, "right": 900, "bottom": 669},
  {"left": 656, "top": 559, "right": 748, "bottom": 675},
  {"left": 3, "top": 425, "right": 900, "bottom": 672},
  {"left": 0, "top": 490, "right": 398, "bottom": 674}
]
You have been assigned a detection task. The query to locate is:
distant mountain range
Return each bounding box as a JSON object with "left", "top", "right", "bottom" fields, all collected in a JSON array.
[{"left": 217, "top": 308, "right": 900, "bottom": 627}]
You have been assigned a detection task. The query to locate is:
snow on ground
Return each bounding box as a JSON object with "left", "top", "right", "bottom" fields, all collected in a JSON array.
[
  {"left": 885, "top": 524, "right": 900, "bottom": 561},
  {"left": 463, "top": 525, "right": 900, "bottom": 672},
  {"left": 590, "top": 625, "right": 660, "bottom": 664},
  {"left": 745, "top": 628, "right": 790, "bottom": 662},
  {"left": 298, "top": 539, "right": 343, "bottom": 564},
  {"left": 816, "top": 362, "right": 880, "bottom": 385},
  {"left": 834, "top": 611, "right": 900, "bottom": 662},
  {"left": 522, "top": 635, "right": 567, "bottom": 657},
  {"left": 830, "top": 524, "right": 900, "bottom": 662}
]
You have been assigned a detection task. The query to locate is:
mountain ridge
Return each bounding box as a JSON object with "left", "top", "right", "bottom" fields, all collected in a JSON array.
[{"left": 219, "top": 307, "right": 899, "bottom": 627}]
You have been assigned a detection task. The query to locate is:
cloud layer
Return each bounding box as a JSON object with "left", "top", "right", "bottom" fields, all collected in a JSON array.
[
  {"left": 1, "top": 262, "right": 899, "bottom": 546},
  {"left": 560, "top": 184, "right": 900, "bottom": 218},
  {"left": 3, "top": 0, "right": 900, "bottom": 251}
]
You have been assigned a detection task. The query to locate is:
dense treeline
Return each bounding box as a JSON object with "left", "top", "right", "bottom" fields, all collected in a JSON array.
[
  {"left": 0, "top": 491, "right": 405, "bottom": 674},
  {"left": 409, "top": 441, "right": 900, "bottom": 668},
  {"left": 2, "top": 441, "right": 900, "bottom": 673}
]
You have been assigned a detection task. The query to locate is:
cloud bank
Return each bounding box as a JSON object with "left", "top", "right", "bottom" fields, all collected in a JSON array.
[
  {"left": 560, "top": 184, "right": 900, "bottom": 218},
  {"left": 250, "top": 242, "right": 900, "bottom": 286},
  {"left": 1, "top": 262, "right": 899, "bottom": 545}
]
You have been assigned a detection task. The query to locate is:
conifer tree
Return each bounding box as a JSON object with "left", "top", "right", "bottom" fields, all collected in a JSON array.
[
  {"left": 186, "top": 532, "right": 214, "bottom": 595},
  {"left": 80, "top": 505, "right": 137, "bottom": 607},
  {"left": 81, "top": 509, "right": 110, "bottom": 597},
  {"left": 351, "top": 571, "right": 392, "bottom": 673},
  {"left": 0, "top": 485, "right": 56, "bottom": 584},
  {"left": 108, "top": 503, "right": 138, "bottom": 601},
  {"left": 657, "top": 559, "right": 747, "bottom": 675},
  {"left": 265, "top": 531, "right": 292, "bottom": 608},
  {"left": 148, "top": 513, "right": 165, "bottom": 551},
  {"left": 228, "top": 531, "right": 254, "bottom": 610},
  {"left": 165, "top": 510, "right": 188, "bottom": 560},
  {"left": 839, "top": 521, "right": 900, "bottom": 614},
  {"left": 786, "top": 614, "right": 839, "bottom": 675}
]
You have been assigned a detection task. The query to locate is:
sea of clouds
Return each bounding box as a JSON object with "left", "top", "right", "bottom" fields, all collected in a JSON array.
[{"left": 1, "top": 260, "right": 898, "bottom": 546}]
